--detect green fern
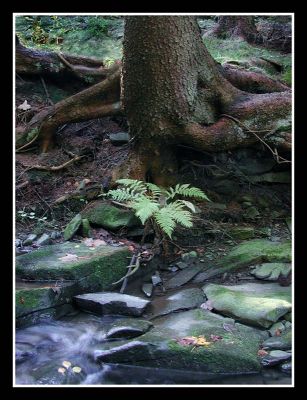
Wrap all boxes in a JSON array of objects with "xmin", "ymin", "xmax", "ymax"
[{"xmin": 105, "ymin": 179, "xmax": 209, "ymax": 239}]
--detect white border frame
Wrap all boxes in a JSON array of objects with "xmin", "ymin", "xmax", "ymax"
[{"xmin": 13, "ymin": 12, "xmax": 294, "ymax": 388}]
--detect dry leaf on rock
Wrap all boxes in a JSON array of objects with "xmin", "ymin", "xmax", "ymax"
[
  {"xmin": 72, "ymin": 366, "xmax": 82, "ymax": 373},
  {"xmin": 58, "ymin": 254, "xmax": 79, "ymax": 262},
  {"xmin": 83, "ymin": 238, "xmax": 106, "ymax": 247},
  {"xmin": 58, "ymin": 367, "xmax": 66, "ymax": 375},
  {"xmin": 210, "ymin": 334, "xmax": 223, "ymax": 342},
  {"xmin": 257, "ymin": 349, "xmax": 268, "ymax": 357},
  {"xmin": 200, "ymin": 300, "xmax": 213, "ymax": 310},
  {"xmin": 62, "ymin": 361, "xmax": 72, "ymax": 369}
]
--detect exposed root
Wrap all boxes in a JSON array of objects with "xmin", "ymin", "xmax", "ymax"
[{"xmin": 220, "ymin": 64, "xmax": 290, "ymax": 93}]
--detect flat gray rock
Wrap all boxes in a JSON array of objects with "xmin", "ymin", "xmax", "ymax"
[
  {"xmin": 92, "ymin": 308, "xmax": 268, "ymax": 373},
  {"xmin": 74, "ymin": 292, "xmax": 150, "ymax": 316},
  {"xmin": 261, "ymin": 350, "xmax": 291, "ymax": 367},
  {"xmin": 142, "ymin": 283, "xmax": 153, "ymax": 297},
  {"xmin": 164, "ymin": 265, "xmax": 202, "ymax": 289},
  {"xmin": 149, "ymin": 288, "xmax": 205, "ymax": 318},
  {"xmin": 105, "ymin": 318, "xmax": 153, "ymax": 339},
  {"xmin": 251, "ymin": 263, "xmax": 291, "ymax": 281},
  {"xmin": 262, "ymin": 329, "xmax": 291, "ymax": 350}
]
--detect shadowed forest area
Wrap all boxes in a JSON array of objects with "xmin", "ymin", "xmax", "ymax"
[{"xmin": 15, "ymin": 15, "xmax": 293, "ymax": 386}]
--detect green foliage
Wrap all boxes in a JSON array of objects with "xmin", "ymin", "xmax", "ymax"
[{"xmin": 105, "ymin": 180, "xmax": 209, "ymax": 239}]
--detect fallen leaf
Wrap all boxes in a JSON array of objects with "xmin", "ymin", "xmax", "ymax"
[
  {"xmin": 18, "ymin": 100, "xmax": 31, "ymax": 111},
  {"xmin": 128, "ymin": 245, "xmax": 135, "ymax": 252},
  {"xmin": 19, "ymin": 297, "xmax": 25, "ymax": 304},
  {"xmin": 200, "ymin": 300, "xmax": 213, "ymax": 311},
  {"xmin": 176, "ymin": 336, "xmax": 197, "ymax": 346},
  {"xmin": 83, "ymin": 238, "xmax": 106, "ymax": 247},
  {"xmin": 62, "ymin": 361, "xmax": 72, "ymax": 369},
  {"xmin": 210, "ymin": 334, "xmax": 223, "ymax": 342},
  {"xmin": 72, "ymin": 366, "xmax": 82, "ymax": 373},
  {"xmin": 194, "ymin": 336, "xmax": 211, "ymax": 346},
  {"xmin": 275, "ymin": 329, "xmax": 282, "ymax": 336},
  {"xmin": 59, "ymin": 254, "xmax": 79, "ymax": 262},
  {"xmin": 58, "ymin": 367, "xmax": 66, "ymax": 375},
  {"xmin": 258, "ymin": 349, "xmax": 268, "ymax": 357}
]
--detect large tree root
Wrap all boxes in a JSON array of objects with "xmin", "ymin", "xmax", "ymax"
[
  {"xmin": 181, "ymin": 91, "xmax": 291, "ymax": 153},
  {"xmin": 22, "ymin": 68, "xmax": 122, "ymax": 152},
  {"xmin": 220, "ymin": 64, "xmax": 290, "ymax": 93}
]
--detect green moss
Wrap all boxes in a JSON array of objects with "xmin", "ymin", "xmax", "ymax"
[
  {"xmin": 217, "ymin": 239, "xmax": 291, "ymax": 270},
  {"xmin": 16, "ymin": 242, "xmax": 131, "ymax": 282}
]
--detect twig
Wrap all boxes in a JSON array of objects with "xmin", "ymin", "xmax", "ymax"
[
  {"xmin": 40, "ymin": 76, "xmax": 54, "ymax": 106},
  {"xmin": 112, "ymin": 253, "xmax": 141, "ymax": 287},
  {"xmin": 120, "ymin": 254, "xmax": 136, "ymax": 293},
  {"xmin": 220, "ymin": 114, "xmax": 291, "ymax": 164},
  {"xmin": 16, "ymin": 181, "xmax": 29, "ymax": 190},
  {"xmin": 26, "ymin": 155, "xmax": 85, "ymax": 172},
  {"xmin": 16, "ymin": 133, "xmax": 39, "ymax": 153}
]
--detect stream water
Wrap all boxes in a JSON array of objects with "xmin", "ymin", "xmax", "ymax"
[{"xmin": 15, "ymin": 311, "xmax": 291, "ymax": 386}]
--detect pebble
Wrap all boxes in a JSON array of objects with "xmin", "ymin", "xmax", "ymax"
[
  {"xmin": 261, "ymin": 350, "xmax": 291, "ymax": 367},
  {"xmin": 36, "ymin": 233, "xmax": 51, "ymax": 246},
  {"xmin": 151, "ymin": 273, "xmax": 162, "ymax": 286},
  {"xmin": 50, "ymin": 231, "xmax": 61, "ymax": 240},
  {"xmin": 142, "ymin": 283, "xmax": 153, "ymax": 297},
  {"xmin": 22, "ymin": 234, "xmax": 37, "ymax": 246},
  {"xmin": 279, "ymin": 362, "xmax": 292, "ymax": 374}
]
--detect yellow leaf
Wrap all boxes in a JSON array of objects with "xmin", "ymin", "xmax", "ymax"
[
  {"xmin": 62, "ymin": 360, "xmax": 72, "ymax": 369},
  {"xmin": 58, "ymin": 367, "xmax": 66, "ymax": 374},
  {"xmin": 195, "ymin": 336, "xmax": 211, "ymax": 346},
  {"xmin": 72, "ymin": 366, "xmax": 82, "ymax": 373}
]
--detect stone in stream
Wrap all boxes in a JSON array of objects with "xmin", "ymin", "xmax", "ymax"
[
  {"xmin": 16, "ymin": 342, "xmax": 37, "ymax": 364},
  {"xmin": 280, "ymin": 362, "xmax": 292, "ymax": 374},
  {"xmin": 251, "ymin": 263, "xmax": 291, "ymax": 282},
  {"xmin": 36, "ymin": 233, "xmax": 51, "ymax": 246},
  {"xmin": 149, "ymin": 288, "xmax": 205, "ymax": 319},
  {"xmin": 151, "ymin": 272, "xmax": 162, "ymax": 286},
  {"xmin": 23, "ymin": 234, "xmax": 38, "ymax": 246},
  {"xmin": 74, "ymin": 292, "xmax": 150, "ymax": 317},
  {"xmin": 202, "ymin": 282, "xmax": 291, "ymax": 328},
  {"xmin": 142, "ymin": 283, "xmax": 153, "ymax": 297},
  {"xmin": 104, "ymin": 318, "xmax": 153, "ymax": 339},
  {"xmin": 262, "ymin": 329, "xmax": 291, "ymax": 351},
  {"xmin": 63, "ymin": 213, "xmax": 82, "ymax": 240},
  {"xmin": 164, "ymin": 265, "xmax": 202, "ymax": 289},
  {"xmin": 92, "ymin": 308, "xmax": 268, "ymax": 373},
  {"xmin": 268, "ymin": 321, "xmax": 286, "ymax": 336},
  {"xmin": 82, "ymin": 201, "xmax": 140, "ymax": 230},
  {"xmin": 261, "ymin": 350, "xmax": 291, "ymax": 367}
]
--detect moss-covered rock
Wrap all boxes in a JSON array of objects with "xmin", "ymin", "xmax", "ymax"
[
  {"xmin": 251, "ymin": 263, "xmax": 291, "ymax": 281},
  {"xmin": 82, "ymin": 201, "xmax": 140, "ymax": 230},
  {"xmin": 216, "ymin": 239, "xmax": 291, "ymax": 271},
  {"xmin": 93, "ymin": 309, "xmax": 267, "ymax": 373},
  {"xmin": 63, "ymin": 214, "xmax": 82, "ymax": 240},
  {"xmin": 229, "ymin": 226, "xmax": 255, "ymax": 240},
  {"xmin": 81, "ymin": 218, "xmax": 92, "ymax": 237},
  {"xmin": 202, "ymin": 282, "xmax": 291, "ymax": 328},
  {"xmin": 16, "ymin": 242, "xmax": 131, "ymax": 282}
]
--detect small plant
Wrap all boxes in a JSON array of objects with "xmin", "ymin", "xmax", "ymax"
[{"xmin": 105, "ymin": 179, "xmax": 210, "ymax": 255}]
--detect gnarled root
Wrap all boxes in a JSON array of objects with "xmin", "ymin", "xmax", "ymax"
[{"xmin": 24, "ymin": 68, "xmax": 121, "ymax": 152}]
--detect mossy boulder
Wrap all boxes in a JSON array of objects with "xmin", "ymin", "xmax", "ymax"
[
  {"xmin": 82, "ymin": 201, "xmax": 140, "ymax": 230},
  {"xmin": 16, "ymin": 242, "xmax": 131, "ymax": 283},
  {"xmin": 216, "ymin": 239, "xmax": 291, "ymax": 271},
  {"xmin": 229, "ymin": 226, "xmax": 255, "ymax": 240},
  {"xmin": 63, "ymin": 213, "xmax": 82, "ymax": 240},
  {"xmin": 251, "ymin": 263, "xmax": 291, "ymax": 281},
  {"xmin": 93, "ymin": 309, "xmax": 267, "ymax": 373},
  {"xmin": 202, "ymin": 282, "xmax": 291, "ymax": 328}
]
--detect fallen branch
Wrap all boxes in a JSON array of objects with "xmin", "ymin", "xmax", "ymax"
[
  {"xmin": 16, "ymin": 133, "xmax": 39, "ymax": 152},
  {"xmin": 26, "ymin": 154, "xmax": 85, "ymax": 172},
  {"xmin": 113, "ymin": 252, "xmax": 141, "ymax": 287}
]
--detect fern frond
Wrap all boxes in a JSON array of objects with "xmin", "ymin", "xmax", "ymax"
[
  {"xmin": 166, "ymin": 183, "xmax": 210, "ymax": 200},
  {"xmin": 130, "ymin": 196, "xmax": 159, "ymax": 225},
  {"xmin": 116, "ymin": 179, "xmax": 147, "ymax": 194},
  {"xmin": 145, "ymin": 183, "xmax": 167, "ymax": 199},
  {"xmin": 153, "ymin": 207, "xmax": 176, "ymax": 238},
  {"xmin": 162, "ymin": 202, "xmax": 194, "ymax": 227},
  {"xmin": 106, "ymin": 188, "xmax": 140, "ymax": 202},
  {"xmin": 175, "ymin": 199, "xmax": 196, "ymax": 213}
]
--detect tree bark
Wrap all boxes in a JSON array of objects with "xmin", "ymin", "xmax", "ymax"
[{"xmin": 212, "ymin": 16, "xmax": 260, "ymax": 43}]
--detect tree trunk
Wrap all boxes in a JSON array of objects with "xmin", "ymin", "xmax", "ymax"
[
  {"xmin": 213, "ymin": 16, "xmax": 260, "ymax": 43},
  {"xmin": 116, "ymin": 16, "xmax": 291, "ymax": 184}
]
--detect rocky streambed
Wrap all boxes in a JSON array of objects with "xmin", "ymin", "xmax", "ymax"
[{"xmin": 15, "ymin": 237, "xmax": 292, "ymax": 385}]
